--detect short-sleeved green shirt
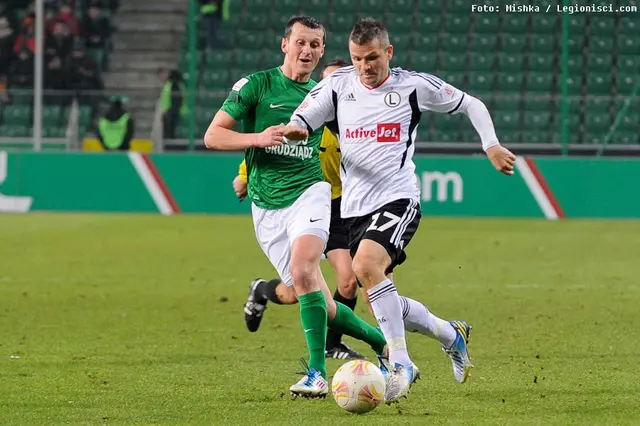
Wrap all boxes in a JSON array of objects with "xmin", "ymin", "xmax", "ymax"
[{"xmin": 221, "ymin": 67, "xmax": 324, "ymax": 210}]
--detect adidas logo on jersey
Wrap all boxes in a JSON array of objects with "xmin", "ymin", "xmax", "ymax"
[{"xmin": 344, "ymin": 93, "xmax": 356, "ymax": 101}]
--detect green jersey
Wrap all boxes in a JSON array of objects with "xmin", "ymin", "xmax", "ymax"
[{"xmin": 221, "ymin": 67, "xmax": 324, "ymax": 210}]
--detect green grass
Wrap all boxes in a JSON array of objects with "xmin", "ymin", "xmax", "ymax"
[{"xmin": 1, "ymin": 214, "xmax": 639, "ymax": 425}]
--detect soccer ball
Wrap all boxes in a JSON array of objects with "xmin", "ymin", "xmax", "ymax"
[{"xmin": 331, "ymin": 360, "xmax": 386, "ymax": 414}]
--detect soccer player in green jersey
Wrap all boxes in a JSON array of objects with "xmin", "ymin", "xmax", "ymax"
[{"xmin": 204, "ymin": 16, "xmax": 387, "ymax": 399}]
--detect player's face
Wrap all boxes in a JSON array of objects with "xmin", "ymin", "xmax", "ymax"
[
  {"xmin": 349, "ymin": 39, "xmax": 393, "ymax": 87},
  {"xmin": 321, "ymin": 65, "xmax": 342, "ymax": 80},
  {"xmin": 282, "ymin": 23, "xmax": 325, "ymax": 76}
]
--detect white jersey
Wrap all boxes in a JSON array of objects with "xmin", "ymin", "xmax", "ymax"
[{"xmin": 290, "ymin": 66, "xmax": 470, "ymax": 218}]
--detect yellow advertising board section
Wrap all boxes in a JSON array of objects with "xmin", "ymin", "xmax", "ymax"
[{"xmin": 83, "ymin": 138, "xmax": 154, "ymax": 152}]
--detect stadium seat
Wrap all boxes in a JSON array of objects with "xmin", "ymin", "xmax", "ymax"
[
  {"xmin": 496, "ymin": 73, "xmax": 524, "ymax": 92},
  {"xmin": 469, "ymin": 34, "xmax": 498, "ymax": 52},
  {"xmin": 618, "ymin": 37, "xmax": 639, "ymax": 55},
  {"xmin": 584, "ymin": 113, "xmax": 611, "ymax": 133},
  {"xmin": 619, "ymin": 113, "xmax": 640, "ymax": 132},
  {"xmin": 0, "ymin": 125, "xmax": 30, "ymax": 137},
  {"xmin": 564, "ymin": 76, "xmax": 583, "ymax": 95},
  {"xmin": 529, "ymin": 54, "xmax": 554, "ymax": 72},
  {"xmin": 440, "ymin": 53, "xmax": 466, "ymax": 72},
  {"xmin": 202, "ymin": 69, "xmax": 230, "ymax": 89},
  {"xmin": 430, "ymin": 130, "xmax": 459, "ymax": 143},
  {"xmin": 585, "ymin": 98, "xmax": 610, "ymax": 113},
  {"xmin": 235, "ymin": 30, "xmax": 264, "ymax": 49},
  {"xmin": 468, "ymin": 72, "xmax": 493, "ymax": 91},
  {"xmin": 493, "ymin": 110, "xmax": 520, "ymax": 130},
  {"xmin": 586, "ymin": 73, "xmax": 612, "ymax": 95},
  {"xmin": 589, "ymin": 37, "xmax": 614, "ymax": 53},
  {"xmin": 206, "ymin": 50, "xmax": 233, "ymax": 67},
  {"xmin": 413, "ymin": 33, "xmax": 439, "ymax": 52},
  {"xmin": 523, "ymin": 112, "xmax": 551, "ymax": 130},
  {"xmin": 331, "ymin": 0, "xmax": 359, "ymax": 13},
  {"xmin": 3, "ymin": 105, "xmax": 31, "ymax": 126},
  {"xmin": 445, "ymin": 0, "xmax": 469, "ymax": 14},
  {"xmin": 613, "ymin": 132, "xmax": 639, "ymax": 144},
  {"xmin": 386, "ymin": 0, "xmax": 414, "ymax": 13},
  {"xmin": 329, "ymin": 14, "xmax": 357, "ymax": 32},
  {"xmin": 415, "ymin": 15, "xmax": 441, "ymax": 34},
  {"xmin": 583, "ymin": 133, "xmax": 605, "ymax": 145},
  {"xmin": 567, "ymin": 35, "xmax": 585, "ymax": 54},
  {"xmin": 302, "ymin": 0, "xmax": 327, "ymax": 12},
  {"xmin": 474, "ymin": 15, "xmax": 499, "ymax": 34},
  {"xmin": 244, "ymin": 13, "xmax": 270, "ymax": 31},
  {"xmin": 617, "ymin": 73, "xmax": 638, "ymax": 95},
  {"xmin": 497, "ymin": 53, "xmax": 524, "ymax": 72},
  {"xmin": 413, "ymin": 52, "xmax": 438, "ymax": 70},
  {"xmin": 43, "ymin": 106, "xmax": 62, "ymax": 127},
  {"xmin": 526, "ymin": 72, "xmax": 555, "ymax": 93},
  {"xmin": 501, "ymin": 33, "xmax": 527, "ymax": 53},
  {"xmin": 444, "ymin": 14, "xmax": 467, "ymax": 33},
  {"xmin": 565, "ymin": 55, "xmax": 583, "ymax": 74},
  {"xmin": 501, "ymin": 15, "xmax": 528, "ymax": 33},
  {"xmin": 530, "ymin": 15, "xmax": 557, "ymax": 33},
  {"xmin": 617, "ymin": 55, "xmax": 640, "ymax": 74},
  {"xmin": 386, "ymin": 14, "xmax": 413, "ymax": 33},
  {"xmin": 529, "ymin": 34, "xmax": 556, "ymax": 53},
  {"xmin": 229, "ymin": 0, "xmax": 243, "ymax": 13},
  {"xmin": 439, "ymin": 33, "xmax": 466, "ymax": 52},
  {"xmin": 432, "ymin": 113, "xmax": 462, "ymax": 131},
  {"xmin": 589, "ymin": 16, "xmax": 615, "ymax": 36},
  {"xmin": 459, "ymin": 131, "xmax": 480, "ymax": 143},
  {"xmin": 619, "ymin": 16, "xmax": 638, "ymax": 35},
  {"xmin": 586, "ymin": 53, "xmax": 612, "ymax": 72},
  {"xmin": 522, "ymin": 131, "xmax": 552, "ymax": 144},
  {"xmin": 273, "ymin": 0, "xmax": 301, "ymax": 13},
  {"xmin": 235, "ymin": 49, "xmax": 263, "ymax": 69},
  {"xmin": 468, "ymin": 53, "xmax": 494, "ymax": 71},
  {"xmin": 495, "ymin": 95, "xmax": 520, "ymax": 112},
  {"xmin": 361, "ymin": 0, "xmax": 385, "ymax": 10},
  {"xmin": 568, "ymin": 15, "xmax": 586, "ymax": 34},
  {"xmin": 389, "ymin": 33, "xmax": 411, "ymax": 50}
]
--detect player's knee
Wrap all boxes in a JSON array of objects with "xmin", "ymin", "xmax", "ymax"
[
  {"xmin": 351, "ymin": 254, "xmax": 382, "ymax": 288},
  {"xmin": 337, "ymin": 272, "xmax": 358, "ymax": 299},
  {"xmin": 289, "ymin": 260, "xmax": 317, "ymax": 291}
]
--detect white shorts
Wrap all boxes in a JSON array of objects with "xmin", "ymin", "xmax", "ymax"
[{"xmin": 251, "ymin": 181, "xmax": 331, "ymax": 286}]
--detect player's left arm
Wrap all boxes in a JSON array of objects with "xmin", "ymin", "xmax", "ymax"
[
  {"xmin": 283, "ymin": 77, "xmax": 337, "ymax": 142},
  {"xmin": 415, "ymin": 73, "xmax": 516, "ymax": 175}
]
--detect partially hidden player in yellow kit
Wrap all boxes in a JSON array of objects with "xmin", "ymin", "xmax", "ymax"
[{"xmin": 232, "ymin": 59, "xmax": 366, "ymax": 360}]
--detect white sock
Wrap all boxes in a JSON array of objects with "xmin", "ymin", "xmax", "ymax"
[
  {"xmin": 400, "ymin": 296, "xmax": 457, "ymax": 348},
  {"xmin": 367, "ymin": 279, "xmax": 411, "ymax": 366}
]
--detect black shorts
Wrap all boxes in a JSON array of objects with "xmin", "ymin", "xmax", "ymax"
[
  {"xmin": 344, "ymin": 198, "xmax": 421, "ymax": 274},
  {"xmin": 324, "ymin": 197, "xmax": 349, "ymax": 254}
]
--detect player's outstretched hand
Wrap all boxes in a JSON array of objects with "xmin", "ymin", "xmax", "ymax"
[
  {"xmin": 232, "ymin": 175, "xmax": 247, "ymax": 200},
  {"xmin": 282, "ymin": 124, "xmax": 309, "ymax": 141},
  {"xmin": 487, "ymin": 145, "xmax": 516, "ymax": 176},
  {"xmin": 254, "ymin": 125, "xmax": 285, "ymax": 148}
]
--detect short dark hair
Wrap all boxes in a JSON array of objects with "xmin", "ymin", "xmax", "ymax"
[
  {"xmin": 320, "ymin": 57, "xmax": 349, "ymax": 76},
  {"xmin": 284, "ymin": 15, "xmax": 326, "ymax": 43},
  {"xmin": 350, "ymin": 17, "xmax": 389, "ymax": 46}
]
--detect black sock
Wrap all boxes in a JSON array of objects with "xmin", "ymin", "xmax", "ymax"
[
  {"xmin": 326, "ymin": 288, "xmax": 358, "ymax": 350},
  {"xmin": 256, "ymin": 278, "xmax": 284, "ymax": 304}
]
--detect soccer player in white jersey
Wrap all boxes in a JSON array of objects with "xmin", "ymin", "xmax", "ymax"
[{"xmin": 282, "ymin": 18, "xmax": 516, "ymax": 403}]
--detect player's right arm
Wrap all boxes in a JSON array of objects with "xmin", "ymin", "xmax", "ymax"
[
  {"xmin": 283, "ymin": 77, "xmax": 338, "ymax": 141},
  {"xmin": 204, "ymin": 76, "xmax": 284, "ymax": 150}
]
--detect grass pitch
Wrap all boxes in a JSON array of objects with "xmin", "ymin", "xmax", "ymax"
[{"xmin": 1, "ymin": 214, "xmax": 639, "ymax": 425}]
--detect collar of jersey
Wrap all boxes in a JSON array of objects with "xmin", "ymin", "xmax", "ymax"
[{"xmin": 360, "ymin": 69, "xmax": 393, "ymax": 91}]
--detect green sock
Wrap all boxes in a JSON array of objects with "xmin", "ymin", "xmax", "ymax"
[
  {"xmin": 328, "ymin": 302, "xmax": 387, "ymax": 355},
  {"xmin": 298, "ymin": 290, "xmax": 328, "ymax": 378}
]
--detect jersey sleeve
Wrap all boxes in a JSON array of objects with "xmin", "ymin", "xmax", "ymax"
[
  {"xmin": 289, "ymin": 77, "xmax": 336, "ymax": 133},
  {"xmin": 220, "ymin": 74, "xmax": 263, "ymax": 121},
  {"xmin": 414, "ymin": 73, "xmax": 469, "ymax": 115},
  {"xmin": 238, "ymin": 159, "xmax": 248, "ymax": 183}
]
